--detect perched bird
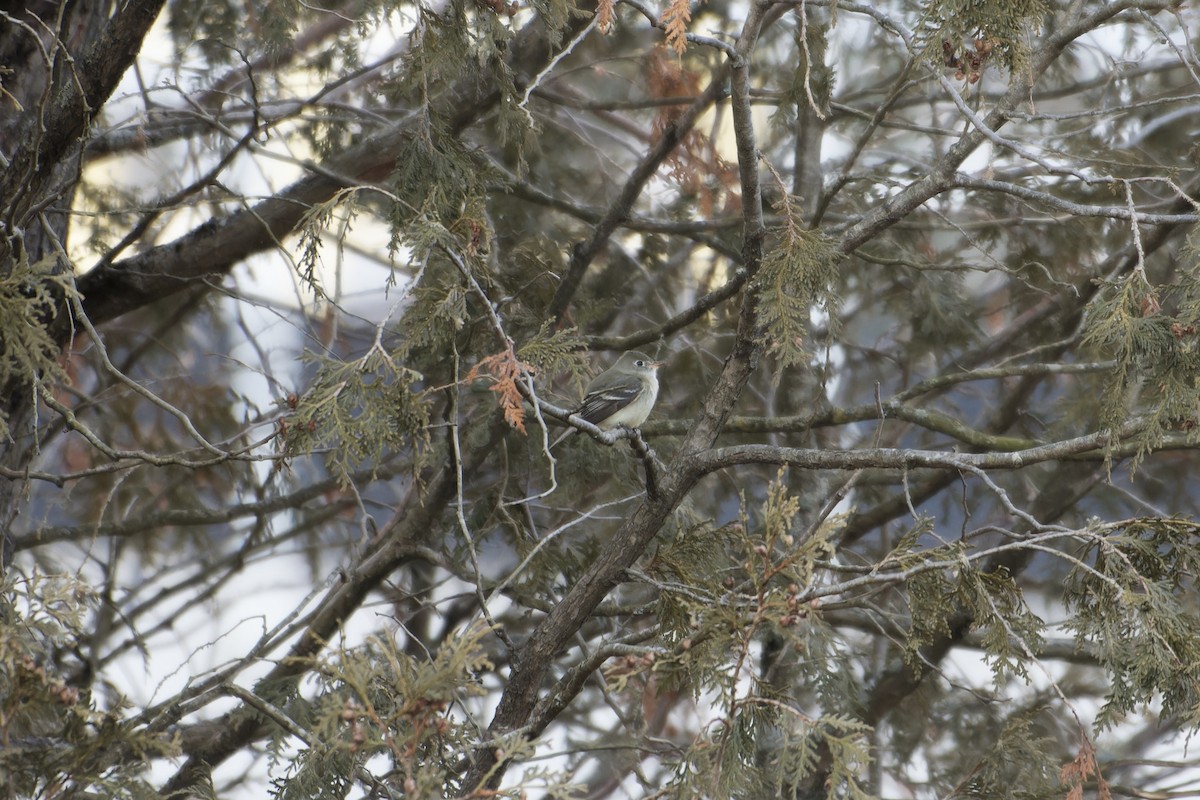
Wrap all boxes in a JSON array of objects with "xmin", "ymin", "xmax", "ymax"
[{"xmin": 554, "ymin": 350, "xmax": 663, "ymax": 446}]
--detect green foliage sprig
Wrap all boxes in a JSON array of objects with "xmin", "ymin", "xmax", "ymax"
[
  {"xmin": 0, "ymin": 255, "xmax": 70, "ymax": 441},
  {"xmin": 295, "ymin": 189, "xmax": 364, "ymax": 297},
  {"xmin": 755, "ymin": 195, "xmax": 841, "ymax": 382},
  {"xmin": 1064, "ymin": 517, "xmax": 1200, "ymax": 730},
  {"xmin": 903, "ymin": 545, "xmax": 1046, "ymax": 683},
  {"xmin": 0, "ymin": 572, "xmax": 176, "ymax": 797},
  {"xmin": 645, "ymin": 473, "xmax": 874, "ymax": 797},
  {"xmin": 268, "ymin": 623, "xmax": 508, "ymax": 800},
  {"xmin": 959, "ymin": 709, "xmax": 1061, "ymax": 799},
  {"xmin": 281, "ymin": 346, "xmax": 431, "ymax": 486},
  {"xmin": 387, "ymin": 136, "xmax": 495, "ymax": 260},
  {"xmin": 516, "ymin": 324, "xmax": 588, "ymax": 385},
  {"xmin": 916, "ymin": 0, "xmax": 1048, "ymax": 77},
  {"xmin": 1081, "ymin": 271, "xmax": 1200, "ymax": 462}
]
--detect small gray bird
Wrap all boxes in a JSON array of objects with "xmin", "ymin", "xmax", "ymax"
[{"xmin": 554, "ymin": 351, "xmax": 663, "ymax": 446}]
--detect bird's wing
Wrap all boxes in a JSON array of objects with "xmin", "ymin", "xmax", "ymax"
[{"xmin": 576, "ymin": 384, "xmax": 641, "ymax": 426}]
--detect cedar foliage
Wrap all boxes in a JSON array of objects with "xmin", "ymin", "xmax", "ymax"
[{"xmin": 2, "ymin": 0, "xmax": 1200, "ymax": 798}]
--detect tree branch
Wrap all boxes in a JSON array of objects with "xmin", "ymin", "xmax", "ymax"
[
  {"xmin": 546, "ymin": 73, "xmax": 732, "ymax": 322},
  {"xmin": 74, "ymin": 9, "xmax": 588, "ymax": 331},
  {"xmin": 1, "ymin": 0, "xmax": 166, "ymax": 239},
  {"xmin": 463, "ymin": 2, "xmax": 778, "ymax": 790},
  {"xmin": 688, "ymin": 421, "xmax": 1145, "ymax": 477},
  {"xmin": 157, "ymin": 428, "xmax": 499, "ymax": 794}
]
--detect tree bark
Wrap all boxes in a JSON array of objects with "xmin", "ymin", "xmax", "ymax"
[{"xmin": 0, "ymin": 0, "xmax": 163, "ymax": 569}]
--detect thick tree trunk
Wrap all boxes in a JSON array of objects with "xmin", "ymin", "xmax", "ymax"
[{"xmin": 0, "ymin": 0, "xmax": 161, "ymax": 569}]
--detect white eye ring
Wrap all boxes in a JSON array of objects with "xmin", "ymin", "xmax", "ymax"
[{"xmin": 635, "ymin": 360, "xmax": 645, "ymax": 367}]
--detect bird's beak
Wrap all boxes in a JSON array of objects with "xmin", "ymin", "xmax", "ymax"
[{"xmin": 651, "ymin": 360, "xmax": 665, "ymax": 369}]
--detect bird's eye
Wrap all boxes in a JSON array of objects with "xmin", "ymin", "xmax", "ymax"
[{"xmin": 635, "ymin": 360, "xmax": 645, "ymax": 367}]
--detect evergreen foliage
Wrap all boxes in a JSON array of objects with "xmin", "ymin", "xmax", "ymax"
[
  {"xmin": 916, "ymin": 0, "xmax": 1048, "ymax": 75},
  {"xmin": 283, "ymin": 347, "xmax": 431, "ymax": 485},
  {"xmin": 1064, "ymin": 518, "xmax": 1200, "ymax": 730},
  {"xmin": 268, "ymin": 624, "xmax": 500, "ymax": 799},
  {"xmin": 2, "ymin": 0, "xmax": 1200, "ymax": 797},
  {"xmin": 0, "ymin": 256, "xmax": 68, "ymax": 442},
  {"xmin": 757, "ymin": 197, "xmax": 842, "ymax": 378},
  {"xmin": 0, "ymin": 573, "xmax": 175, "ymax": 796}
]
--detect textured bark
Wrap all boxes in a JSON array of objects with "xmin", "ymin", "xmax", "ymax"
[
  {"xmin": 75, "ymin": 8, "xmax": 582, "ymax": 330},
  {"xmin": 0, "ymin": 0, "xmax": 164, "ymax": 249},
  {"xmin": 0, "ymin": 4, "xmax": 578, "ymax": 572},
  {"xmin": 0, "ymin": 0, "xmax": 161, "ymax": 569}
]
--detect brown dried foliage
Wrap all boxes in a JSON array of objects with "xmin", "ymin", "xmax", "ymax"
[
  {"xmin": 942, "ymin": 37, "xmax": 999, "ymax": 84},
  {"xmin": 659, "ymin": 0, "xmax": 691, "ymax": 55},
  {"xmin": 597, "ymin": 0, "xmax": 615, "ymax": 33},
  {"xmin": 468, "ymin": 344, "xmax": 536, "ymax": 434},
  {"xmin": 645, "ymin": 48, "xmax": 737, "ymax": 216},
  {"xmin": 1060, "ymin": 740, "xmax": 1112, "ymax": 800}
]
